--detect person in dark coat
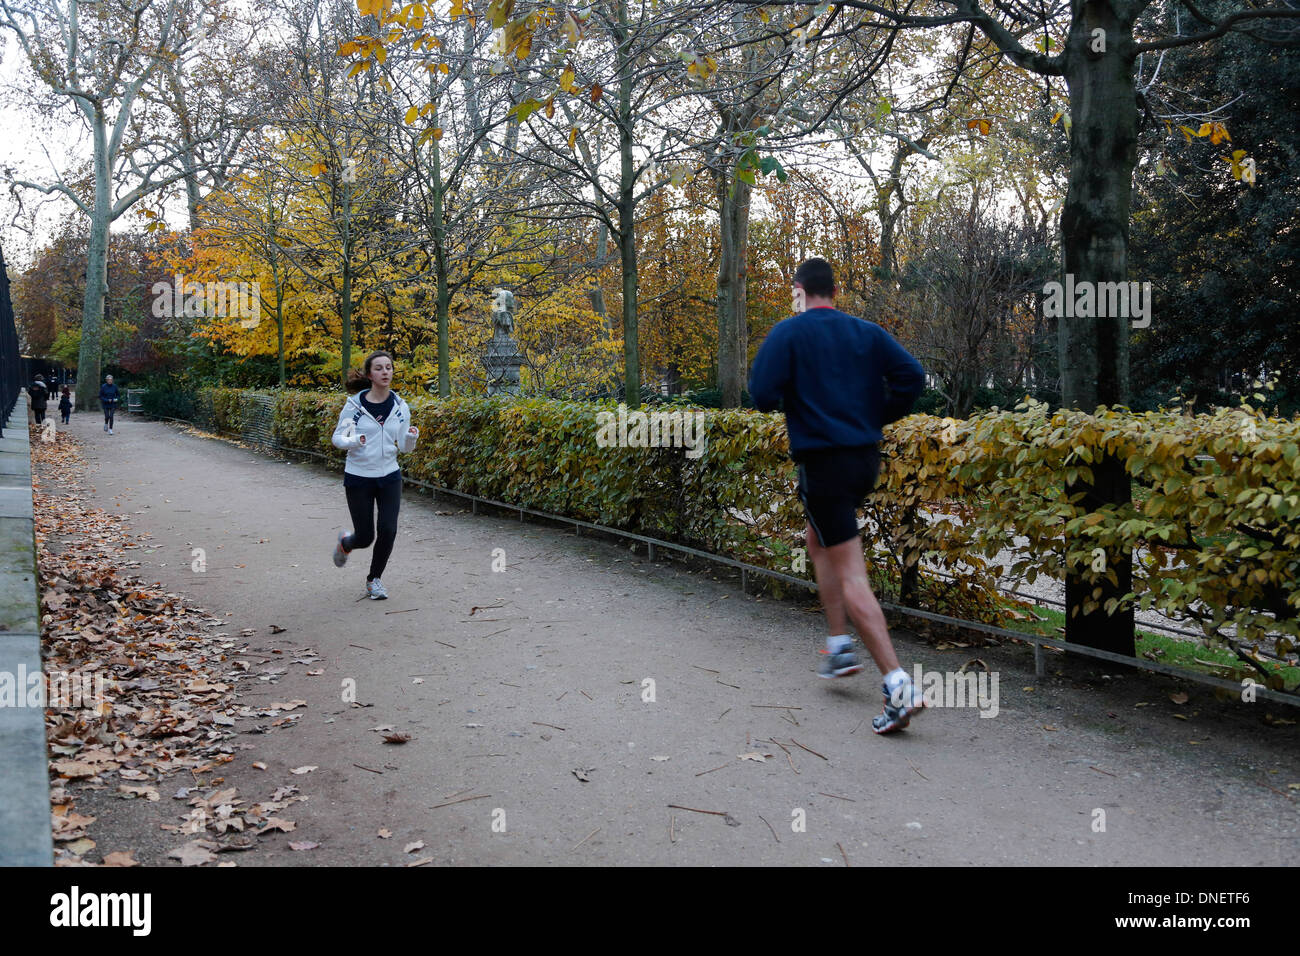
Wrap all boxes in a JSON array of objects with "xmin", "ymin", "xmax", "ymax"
[
  {"xmin": 28, "ymin": 375, "xmax": 49, "ymax": 425},
  {"xmin": 100, "ymin": 375, "xmax": 120, "ymax": 434},
  {"xmin": 59, "ymin": 386, "xmax": 72, "ymax": 424}
]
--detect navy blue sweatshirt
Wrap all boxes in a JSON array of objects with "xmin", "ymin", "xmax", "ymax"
[
  {"xmin": 99, "ymin": 383, "xmax": 120, "ymax": 407},
  {"xmin": 748, "ymin": 307, "xmax": 925, "ymax": 459}
]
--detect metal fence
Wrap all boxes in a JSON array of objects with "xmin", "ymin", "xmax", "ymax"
[{"xmin": 0, "ymin": 246, "xmax": 22, "ymax": 436}]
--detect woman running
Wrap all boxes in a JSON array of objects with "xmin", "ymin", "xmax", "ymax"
[{"xmin": 330, "ymin": 350, "xmax": 420, "ymax": 600}]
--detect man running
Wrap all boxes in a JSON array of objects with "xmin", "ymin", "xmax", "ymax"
[
  {"xmin": 748, "ymin": 257, "xmax": 927, "ymax": 734},
  {"xmin": 100, "ymin": 375, "xmax": 119, "ymax": 434}
]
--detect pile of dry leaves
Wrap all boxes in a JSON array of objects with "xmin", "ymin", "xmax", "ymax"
[{"xmin": 33, "ymin": 428, "xmax": 308, "ymax": 866}]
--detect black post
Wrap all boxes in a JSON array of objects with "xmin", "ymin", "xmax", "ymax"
[{"xmin": 0, "ymin": 245, "xmax": 20, "ymax": 438}]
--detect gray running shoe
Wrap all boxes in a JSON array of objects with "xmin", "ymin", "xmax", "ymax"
[
  {"xmin": 333, "ymin": 530, "xmax": 350, "ymax": 567},
  {"xmin": 367, "ymin": 578, "xmax": 388, "ymax": 600},
  {"xmin": 818, "ymin": 647, "xmax": 864, "ymax": 679},
  {"xmin": 873, "ymin": 679, "xmax": 926, "ymax": 734}
]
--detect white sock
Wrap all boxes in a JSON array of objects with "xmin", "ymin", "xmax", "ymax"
[
  {"xmin": 884, "ymin": 667, "xmax": 910, "ymax": 693},
  {"xmin": 826, "ymin": 634, "xmax": 852, "ymax": 654}
]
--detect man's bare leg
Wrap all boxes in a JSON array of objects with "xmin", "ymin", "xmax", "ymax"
[
  {"xmin": 807, "ymin": 525, "xmax": 900, "ymax": 675},
  {"xmin": 805, "ymin": 522, "xmax": 847, "ymax": 636},
  {"xmin": 822, "ymin": 537, "xmax": 900, "ymax": 674}
]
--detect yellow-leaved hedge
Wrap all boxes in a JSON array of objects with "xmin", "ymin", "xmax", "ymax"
[{"xmin": 180, "ymin": 388, "xmax": 1300, "ymax": 650}]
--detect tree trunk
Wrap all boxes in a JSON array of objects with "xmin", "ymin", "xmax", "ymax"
[
  {"xmin": 76, "ymin": 107, "xmax": 110, "ymax": 412},
  {"xmin": 1059, "ymin": 7, "xmax": 1137, "ymax": 657},
  {"xmin": 616, "ymin": 0, "xmax": 639, "ymax": 408},
  {"xmin": 340, "ymin": 179, "xmax": 353, "ymax": 384},
  {"xmin": 431, "ymin": 108, "xmax": 450, "ymax": 399},
  {"xmin": 716, "ymin": 172, "xmax": 751, "ymax": 408}
]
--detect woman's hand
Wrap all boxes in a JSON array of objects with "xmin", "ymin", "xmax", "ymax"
[
  {"xmin": 357, "ymin": 434, "xmax": 366, "ymax": 446},
  {"xmin": 408, "ymin": 426, "xmax": 419, "ymax": 438}
]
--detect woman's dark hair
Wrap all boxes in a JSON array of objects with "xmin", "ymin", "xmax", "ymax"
[{"xmin": 345, "ymin": 350, "xmax": 396, "ymax": 394}]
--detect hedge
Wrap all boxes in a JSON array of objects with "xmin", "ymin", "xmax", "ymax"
[{"xmin": 143, "ymin": 387, "xmax": 1300, "ymax": 656}]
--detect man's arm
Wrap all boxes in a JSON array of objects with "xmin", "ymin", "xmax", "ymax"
[
  {"xmin": 878, "ymin": 330, "xmax": 925, "ymax": 424},
  {"xmin": 748, "ymin": 323, "xmax": 791, "ymax": 413}
]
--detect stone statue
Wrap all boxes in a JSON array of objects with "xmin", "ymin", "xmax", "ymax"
[
  {"xmin": 485, "ymin": 287, "xmax": 522, "ymax": 396},
  {"xmin": 491, "ymin": 288, "xmax": 515, "ymax": 335}
]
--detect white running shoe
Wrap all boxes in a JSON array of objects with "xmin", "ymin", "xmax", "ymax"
[{"xmin": 366, "ymin": 579, "xmax": 388, "ymax": 600}]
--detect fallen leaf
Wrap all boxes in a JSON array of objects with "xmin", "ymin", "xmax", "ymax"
[
  {"xmin": 1042, "ymin": 725, "xmax": 1058, "ymax": 731},
  {"xmin": 572, "ymin": 768, "xmax": 590, "ymax": 782},
  {"xmin": 377, "ymin": 828, "xmax": 392, "ymax": 839},
  {"xmin": 290, "ymin": 765, "xmax": 317, "ymax": 775},
  {"xmin": 1169, "ymin": 691, "xmax": 1189, "ymax": 705},
  {"xmin": 404, "ymin": 840, "xmax": 425, "ymax": 853},
  {"xmin": 289, "ymin": 841, "xmax": 320, "ymax": 851},
  {"xmin": 51, "ymin": 759, "xmax": 98, "ymax": 779},
  {"xmin": 101, "ymin": 850, "xmax": 139, "ymax": 867},
  {"xmin": 651, "ymin": 755, "xmax": 670, "ymax": 762},
  {"xmin": 168, "ymin": 841, "xmax": 217, "ymax": 866},
  {"xmin": 383, "ymin": 733, "xmax": 412, "ymax": 744},
  {"xmin": 118, "ymin": 785, "xmax": 160, "ymax": 801},
  {"xmin": 269, "ymin": 700, "xmax": 307, "ymax": 711},
  {"xmin": 737, "ymin": 752, "xmax": 770, "ymax": 762},
  {"xmin": 252, "ymin": 762, "xmax": 267, "ymax": 771},
  {"xmin": 270, "ymin": 624, "xmax": 287, "ymax": 633},
  {"xmin": 259, "ymin": 817, "xmax": 296, "ymax": 833}
]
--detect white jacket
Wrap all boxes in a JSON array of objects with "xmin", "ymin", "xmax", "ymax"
[{"xmin": 331, "ymin": 391, "xmax": 419, "ymax": 477}]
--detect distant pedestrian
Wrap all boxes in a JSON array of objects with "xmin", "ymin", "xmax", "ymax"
[
  {"xmin": 28, "ymin": 375, "xmax": 49, "ymax": 425},
  {"xmin": 100, "ymin": 375, "xmax": 119, "ymax": 434},
  {"xmin": 330, "ymin": 350, "xmax": 420, "ymax": 600},
  {"xmin": 58, "ymin": 386, "xmax": 72, "ymax": 425}
]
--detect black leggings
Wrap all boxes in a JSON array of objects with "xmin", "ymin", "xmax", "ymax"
[
  {"xmin": 104, "ymin": 405, "xmax": 116, "ymax": 427},
  {"xmin": 344, "ymin": 481, "xmax": 402, "ymax": 581}
]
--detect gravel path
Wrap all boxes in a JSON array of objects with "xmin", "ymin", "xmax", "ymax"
[{"xmin": 55, "ymin": 411, "xmax": 1300, "ymax": 865}]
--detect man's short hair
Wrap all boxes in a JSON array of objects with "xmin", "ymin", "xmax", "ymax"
[{"xmin": 793, "ymin": 258, "xmax": 835, "ymax": 298}]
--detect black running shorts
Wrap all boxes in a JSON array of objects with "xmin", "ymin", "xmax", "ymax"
[{"xmin": 797, "ymin": 445, "xmax": 881, "ymax": 548}]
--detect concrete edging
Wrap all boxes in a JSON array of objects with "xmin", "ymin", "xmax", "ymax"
[{"xmin": 0, "ymin": 394, "xmax": 52, "ymax": 866}]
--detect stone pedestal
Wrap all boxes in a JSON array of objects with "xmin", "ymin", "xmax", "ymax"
[{"xmin": 485, "ymin": 331, "xmax": 523, "ymax": 396}]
